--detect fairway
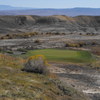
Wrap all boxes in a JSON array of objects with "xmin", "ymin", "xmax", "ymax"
[{"xmin": 24, "ymin": 49, "xmax": 94, "ymax": 63}]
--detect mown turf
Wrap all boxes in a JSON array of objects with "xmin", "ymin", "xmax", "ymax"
[{"xmin": 24, "ymin": 49, "xmax": 94, "ymax": 63}]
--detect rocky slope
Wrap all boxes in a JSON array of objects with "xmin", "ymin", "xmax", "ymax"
[{"xmin": 0, "ymin": 15, "xmax": 100, "ymax": 34}]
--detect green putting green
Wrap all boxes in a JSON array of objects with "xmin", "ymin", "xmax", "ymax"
[{"xmin": 24, "ymin": 49, "xmax": 94, "ymax": 63}]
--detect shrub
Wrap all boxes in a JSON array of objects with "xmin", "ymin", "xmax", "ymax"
[
  {"xmin": 65, "ymin": 43, "xmax": 80, "ymax": 47},
  {"xmin": 22, "ymin": 55, "xmax": 49, "ymax": 75},
  {"xmin": 34, "ymin": 39, "xmax": 42, "ymax": 44},
  {"xmin": 17, "ymin": 48, "xmax": 27, "ymax": 52},
  {"xmin": 91, "ymin": 41, "xmax": 97, "ymax": 45},
  {"xmin": 78, "ymin": 42, "xmax": 86, "ymax": 47},
  {"xmin": 91, "ymin": 47, "xmax": 100, "ymax": 56},
  {"xmin": 65, "ymin": 42, "xmax": 86, "ymax": 48},
  {"xmin": 0, "ymin": 32, "xmax": 39, "ymax": 40}
]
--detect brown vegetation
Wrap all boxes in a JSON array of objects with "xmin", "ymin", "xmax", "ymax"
[
  {"xmin": 91, "ymin": 47, "xmax": 100, "ymax": 56},
  {"xmin": 65, "ymin": 42, "xmax": 86, "ymax": 48},
  {"xmin": 0, "ymin": 32, "xmax": 38, "ymax": 39},
  {"xmin": 0, "ymin": 53, "xmax": 88, "ymax": 100}
]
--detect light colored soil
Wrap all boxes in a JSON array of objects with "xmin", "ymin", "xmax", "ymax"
[
  {"xmin": 49, "ymin": 63, "xmax": 100, "ymax": 100},
  {"xmin": 0, "ymin": 35, "xmax": 100, "ymax": 53}
]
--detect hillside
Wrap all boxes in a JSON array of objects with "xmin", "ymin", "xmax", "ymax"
[
  {"xmin": 0, "ymin": 53, "xmax": 89, "ymax": 100},
  {"xmin": 0, "ymin": 15, "xmax": 100, "ymax": 34}
]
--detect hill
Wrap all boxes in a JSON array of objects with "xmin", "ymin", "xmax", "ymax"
[
  {"xmin": 0, "ymin": 53, "xmax": 89, "ymax": 100},
  {"xmin": 0, "ymin": 15, "xmax": 100, "ymax": 34}
]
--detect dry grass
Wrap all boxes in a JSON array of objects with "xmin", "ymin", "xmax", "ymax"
[
  {"xmin": 92, "ymin": 61, "xmax": 100, "ymax": 68},
  {"xmin": 0, "ymin": 53, "xmax": 25, "ymax": 68},
  {"xmin": 0, "ymin": 32, "xmax": 38, "ymax": 39},
  {"xmin": 0, "ymin": 53, "xmax": 88, "ymax": 100},
  {"xmin": 91, "ymin": 46, "xmax": 100, "ymax": 56}
]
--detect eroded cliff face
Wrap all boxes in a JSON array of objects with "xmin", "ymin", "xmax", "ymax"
[{"xmin": 0, "ymin": 15, "xmax": 100, "ymax": 34}]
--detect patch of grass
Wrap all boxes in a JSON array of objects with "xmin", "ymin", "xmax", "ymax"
[{"xmin": 23, "ymin": 49, "xmax": 94, "ymax": 63}]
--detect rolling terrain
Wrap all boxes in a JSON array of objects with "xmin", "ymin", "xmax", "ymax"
[
  {"xmin": 0, "ymin": 14, "xmax": 100, "ymax": 100},
  {"xmin": 0, "ymin": 15, "xmax": 100, "ymax": 34},
  {"xmin": 0, "ymin": 53, "xmax": 90, "ymax": 100}
]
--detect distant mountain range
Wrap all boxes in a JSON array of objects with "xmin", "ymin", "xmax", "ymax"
[
  {"xmin": 0, "ymin": 5, "xmax": 32, "ymax": 10},
  {"xmin": 0, "ymin": 5, "xmax": 100, "ymax": 16}
]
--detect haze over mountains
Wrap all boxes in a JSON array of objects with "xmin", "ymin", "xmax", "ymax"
[
  {"xmin": 0, "ymin": 5, "xmax": 100, "ymax": 16},
  {"xmin": 0, "ymin": 5, "xmax": 32, "ymax": 10}
]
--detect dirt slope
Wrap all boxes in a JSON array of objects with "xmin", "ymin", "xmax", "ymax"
[
  {"xmin": 50, "ymin": 63, "xmax": 100, "ymax": 100},
  {"xmin": 0, "ymin": 15, "xmax": 100, "ymax": 34}
]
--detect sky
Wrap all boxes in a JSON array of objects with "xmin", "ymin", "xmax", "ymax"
[{"xmin": 0, "ymin": 0, "xmax": 100, "ymax": 8}]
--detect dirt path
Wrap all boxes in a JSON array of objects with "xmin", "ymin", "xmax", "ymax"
[{"xmin": 49, "ymin": 63, "xmax": 100, "ymax": 100}]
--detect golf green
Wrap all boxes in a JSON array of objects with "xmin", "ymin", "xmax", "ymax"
[{"xmin": 24, "ymin": 49, "xmax": 94, "ymax": 63}]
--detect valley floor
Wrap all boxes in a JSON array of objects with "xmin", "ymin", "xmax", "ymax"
[
  {"xmin": 0, "ymin": 34, "xmax": 100, "ymax": 100},
  {"xmin": 0, "ymin": 34, "xmax": 100, "ymax": 50}
]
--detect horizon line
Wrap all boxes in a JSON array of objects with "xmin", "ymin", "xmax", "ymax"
[{"xmin": 0, "ymin": 5, "xmax": 100, "ymax": 9}]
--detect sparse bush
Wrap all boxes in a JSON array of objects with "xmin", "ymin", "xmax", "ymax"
[
  {"xmin": 65, "ymin": 42, "xmax": 86, "ymax": 48},
  {"xmin": 0, "ymin": 32, "xmax": 39, "ymax": 40},
  {"xmin": 22, "ymin": 55, "xmax": 49, "ymax": 75},
  {"xmin": 17, "ymin": 48, "xmax": 27, "ymax": 52},
  {"xmin": 78, "ymin": 42, "xmax": 86, "ymax": 47},
  {"xmin": 6, "ymin": 50, "xmax": 13, "ymax": 54},
  {"xmin": 91, "ymin": 47, "xmax": 100, "ymax": 56},
  {"xmin": 34, "ymin": 39, "xmax": 42, "ymax": 44},
  {"xmin": 79, "ymin": 33, "xmax": 82, "ymax": 35},
  {"xmin": 86, "ymin": 33, "xmax": 96, "ymax": 36},
  {"xmin": 91, "ymin": 41, "xmax": 97, "ymax": 45},
  {"xmin": 65, "ymin": 43, "xmax": 80, "ymax": 47}
]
